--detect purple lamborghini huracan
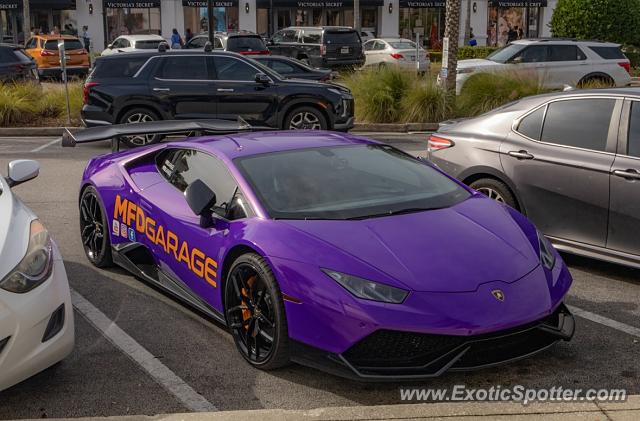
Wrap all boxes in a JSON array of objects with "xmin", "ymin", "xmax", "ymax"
[{"xmin": 65, "ymin": 121, "xmax": 574, "ymax": 380}]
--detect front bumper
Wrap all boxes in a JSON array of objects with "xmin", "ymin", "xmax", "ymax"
[
  {"xmin": 291, "ymin": 303, "xmax": 574, "ymax": 381},
  {"xmin": 0, "ymin": 244, "xmax": 75, "ymax": 391}
]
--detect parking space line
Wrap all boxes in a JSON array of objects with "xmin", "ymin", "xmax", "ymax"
[
  {"xmin": 30, "ymin": 138, "xmax": 60, "ymax": 152},
  {"xmin": 569, "ymin": 305, "xmax": 640, "ymax": 338},
  {"xmin": 70, "ymin": 289, "xmax": 217, "ymax": 412}
]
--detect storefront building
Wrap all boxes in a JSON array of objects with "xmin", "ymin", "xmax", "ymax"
[{"xmin": 1, "ymin": 0, "xmax": 559, "ymax": 53}]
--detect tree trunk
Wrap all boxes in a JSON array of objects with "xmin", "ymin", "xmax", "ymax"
[
  {"xmin": 23, "ymin": 0, "xmax": 30, "ymax": 37},
  {"xmin": 444, "ymin": 0, "xmax": 462, "ymax": 94},
  {"xmin": 463, "ymin": 0, "xmax": 471, "ymax": 45}
]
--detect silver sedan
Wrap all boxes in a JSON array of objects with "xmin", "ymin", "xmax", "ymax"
[
  {"xmin": 363, "ymin": 38, "xmax": 430, "ymax": 72},
  {"xmin": 428, "ymin": 88, "xmax": 640, "ymax": 269}
]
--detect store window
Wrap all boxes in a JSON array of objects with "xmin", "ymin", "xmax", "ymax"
[
  {"xmin": 487, "ymin": 6, "xmax": 541, "ymax": 47},
  {"xmin": 399, "ymin": 7, "xmax": 445, "ymax": 49},
  {"xmin": 105, "ymin": 7, "xmax": 161, "ymax": 43},
  {"xmin": 183, "ymin": 6, "xmax": 238, "ymax": 34}
]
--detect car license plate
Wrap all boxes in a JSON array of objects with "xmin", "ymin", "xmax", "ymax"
[{"xmin": 341, "ymin": 46, "xmax": 349, "ymax": 54}]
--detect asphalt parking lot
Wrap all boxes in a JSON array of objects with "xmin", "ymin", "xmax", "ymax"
[{"xmin": 0, "ymin": 134, "xmax": 638, "ymax": 419}]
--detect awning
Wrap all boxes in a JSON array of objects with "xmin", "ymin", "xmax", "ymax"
[
  {"xmin": 399, "ymin": 0, "xmax": 445, "ymax": 7},
  {"xmin": 31, "ymin": 0, "xmax": 76, "ymax": 9},
  {"xmin": 489, "ymin": 1, "xmax": 548, "ymax": 6},
  {"xmin": 257, "ymin": 0, "xmax": 384, "ymax": 7},
  {"xmin": 182, "ymin": 0, "xmax": 238, "ymax": 6},
  {"xmin": 0, "ymin": 0, "xmax": 19, "ymax": 10},
  {"xmin": 103, "ymin": 0, "xmax": 161, "ymax": 8}
]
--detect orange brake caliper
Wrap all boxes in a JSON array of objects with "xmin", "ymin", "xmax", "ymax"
[{"xmin": 240, "ymin": 276, "xmax": 257, "ymax": 331}]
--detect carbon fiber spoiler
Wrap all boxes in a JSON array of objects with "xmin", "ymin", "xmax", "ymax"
[{"xmin": 61, "ymin": 118, "xmax": 270, "ymax": 151}]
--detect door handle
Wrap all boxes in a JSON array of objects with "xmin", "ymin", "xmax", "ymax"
[
  {"xmin": 612, "ymin": 169, "xmax": 640, "ymax": 180},
  {"xmin": 153, "ymin": 87, "xmax": 170, "ymax": 92},
  {"xmin": 217, "ymin": 88, "xmax": 234, "ymax": 92},
  {"xmin": 508, "ymin": 150, "xmax": 535, "ymax": 160}
]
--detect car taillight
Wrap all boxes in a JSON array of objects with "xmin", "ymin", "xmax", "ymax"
[
  {"xmin": 320, "ymin": 44, "xmax": 326, "ymax": 56},
  {"xmin": 40, "ymin": 50, "xmax": 56, "ymax": 56},
  {"xmin": 83, "ymin": 82, "xmax": 99, "ymax": 105},
  {"xmin": 428, "ymin": 135, "xmax": 454, "ymax": 152},
  {"xmin": 619, "ymin": 61, "xmax": 631, "ymax": 73},
  {"xmin": 390, "ymin": 53, "xmax": 404, "ymax": 60}
]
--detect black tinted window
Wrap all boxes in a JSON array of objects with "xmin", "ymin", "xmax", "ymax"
[
  {"xmin": 627, "ymin": 102, "xmax": 640, "ymax": 158},
  {"xmin": 323, "ymin": 31, "xmax": 360, "ymax": 44},
  {"xmin": 212, "ymin": 56, "xmax": 257, "ymax": 81},
  {"xmin": 271, "ymin": 60, "xmax": 297, "ymax": 74},
  {"xmin": 301, "ymin": 29, "xmax": 321, "ymax": 44},
  {"xmin": 136, "ymin": 40, "xmax": 163, "ymax": 49},
  {"xmin": 226, "ymin": 36, "xmax": 266, "ymax": 52},
  {"xmin": 92, "ymin": 56, "xmax": 148, "ymax": 77},
  {"xmin": 0, "ymin": 48, "xmax": 19, "ymax": 63},
  {"xmin": 549, "ymin": 45, "xmax": 586, "ymax": 61},
  {"xmin": 156, "ymin": 56, "xmax": 208, "ymax": 80},
  {"xmin": 273, "ymin": 29, "xmax": 297, "ymax": 43},
  {"xmin": 44, "ymin": 39, "xmax": 84, "ymax": 50},
  {"xmin": 541, "ymin": 99, "xmax": 615, "ymax": 151},
  {"xmin": 515, "ymin": 45, "xmax": 548, "ymax": 63},
  {"xmin": 188, "ymin": 36, "xmax": 207, "ymax": 48},
  {"xmin": 518, "ymin": 106, "xmax": 545, "ymax": 140},
  {"xmin": 589, "ymin": 46, "xmax": 626, "ymax": 60}
]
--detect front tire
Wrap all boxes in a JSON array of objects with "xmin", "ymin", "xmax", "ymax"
[
  {"xmin": 118, "ymin": 108, "xmax": 161, "ymax": 147},
  {"xmin": 79, "ymin": 186, "xmax": 112, "ymax": 268},
  {"xmin": 469, "ymin": 178, "xmax": 518, "ymax": 210},
  {"xmin": 225, "ymin": 253, "xmax": 290, "ymax": 370},
  {"xmin": 284, "ymin": 106, "xmax": 327, "ymax": 130}
]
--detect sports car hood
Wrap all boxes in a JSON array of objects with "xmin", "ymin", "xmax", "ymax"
[
  {"xmin": 0, "ymin": 178, "xmax": 34, "ymax": 280},
  {"xmin": 280, "ymin": 196, "xmax": 540, "ymax": 293}
]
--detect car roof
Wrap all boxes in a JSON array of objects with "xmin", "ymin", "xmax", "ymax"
[
  {"xmin": 179, "ymin": 130, "xmax": 378, "ymax": 160},
  {"xmin": 512, "ymin": 38, "xmax": 620, "ymax": 47},
  {"xmin": 0, "ymin": 43, "xmax": 21, "ymax": 49},
  {"xmin": 95, "ymin": 49, "xmax": 245, "ymax": 61},
  {"xmin": 371, "ymin": 38, "xmax": 413, "ymax": 43},
  {"xmin": 117, "ymin": 34, "xmax": 165, "ymax": 41},
  {"xmin": 284, "ymin": 26, "xmax": 355, "ymax": 31},
  {"xmin": 34, "ymin": 34, "xmax": 80, "ymax": 40}
]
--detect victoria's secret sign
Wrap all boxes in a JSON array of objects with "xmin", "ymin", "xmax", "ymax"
[
  {"xmin": 104, "ymin": 1, "xmax": 161, "ymax": 8},
  {"xmin": 0, "ymin": 0, "xmax": 18, "ymax": 10},
  {"xmin": 182, "ymin": 0, "xmax": 236, "ymax": 6}
]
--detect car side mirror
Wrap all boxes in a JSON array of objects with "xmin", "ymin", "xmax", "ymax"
[
  {"xmin": 185, "ymin": 179, "xmax": 217, "ymax": 228},
  {"xmin": 7, "ymin": 159, "xmax": 39, "ymax": 187},
  {"xmin": 107, "ymin": 43, "xmax": 113, "ymax": 49},
  {"xmin": 255, "ymin": 73, "xmax": 270, "ymax": 85}
]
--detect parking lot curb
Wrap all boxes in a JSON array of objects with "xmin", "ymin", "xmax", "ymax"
[
  {"xmin": 13, "ymin": 398, "xmax": 639, "ymax": 421},
  {"xmin": 0, "ymin": 123, "xmax": 438, "ymax": 137}
]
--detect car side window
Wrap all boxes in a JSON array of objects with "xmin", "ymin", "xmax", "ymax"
[
  {"xmin": 541, "ymin": 99, "xmax": 615, "ymax": 152},
  {"xmin": 363, "ymin": 40, "xmax": 374, "ymax": 51},
  {"xmin": 121, "ymin": 39, "xmax": 131, "ymax": 48},
  {"xmin": 281, "ymin": 30, "xmax": 298, "ymax": 43},
  {"xmin": 374, "ymin": 41, "xmax": 387, "ymax": 51},
  {"xmin": 214, "ymin": 37, "xmax": 224, "ymax": 49},
  {"xmin": 189, "ymin": 36, "xmax": 207, "ymax": 49},
  {"xmin": 301, "ymin": 29, "xmax": 321, "ymax": 44},
  {"xmin": 271, "ymin": 60, "xmax": 296, "ymax": 74},
  {"xmin": 25, "ymin": 38, "xmax": 37, "ymax": 49},
  {"xmin": 158, "ymin": 149, "xmax": 247, "ymax": 220},
  {"xmin": 549, "ymin": 45, "xmax": 585, "ymax": 61},
  {"xmin": 627, "ymin": 102, "xmax": 640, "ymax": 158},
  {"xmin": 514, "ymin": 45, "xmax": 548, "ymax": 63},
  {"xmin": 112, "ymin": 38, "xmax": 124, "ymax": 48},
  {"xmin": 211, "ymin": 56, "xmax": 257, "ymax": 81},
  {"xmin": 517, "ymin": 106, "xmax": 546, "ymax": 140},
  {"xmin": 155, "ymin": 56, "xmax": 208, "ymax": 80}
]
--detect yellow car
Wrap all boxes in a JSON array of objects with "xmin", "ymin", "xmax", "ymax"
[{"xmin": 24, "ymin": 35, "xmax": 90, "ymax": 78}]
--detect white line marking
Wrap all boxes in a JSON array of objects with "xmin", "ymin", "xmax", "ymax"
[
  {"xmin": 30, "ymin": 138, "xmax": 60, "ymax": 152},
  {"xmin": 568, "ymin": 305, "xmax": 640, "ymax": 338},
  {"xmin": 70, "ymin": 289, "xmax": 217, "ymax": 412}
]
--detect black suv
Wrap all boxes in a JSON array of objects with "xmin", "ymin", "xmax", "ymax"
[
  {"xmin": 268, "ymin": 27, "xmax": 364, "ymax": 69},
  {"xmin": 0, "ymin": 44, "xmax": 37, "ymax": 82},
  {"xmin": 81, "ymin": 50, "xmax": 353, "ymax": 145},
  {"xmin": 184, "ymin": 31, "xmax": 270, "ymax": 56}
]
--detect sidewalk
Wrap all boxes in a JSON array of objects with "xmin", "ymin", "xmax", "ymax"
[{"xmin": 20, "ymin": 395, "xmax": 640, "ymax": 421}]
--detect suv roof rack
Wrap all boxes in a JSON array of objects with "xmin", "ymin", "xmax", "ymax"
[
  {"xmin": 522, "ymin": 37, "xmax": 609, "ymax": 43},
  {"xmin": 61, "ymin": 117, "xmax": 272, "ymax": 152}
]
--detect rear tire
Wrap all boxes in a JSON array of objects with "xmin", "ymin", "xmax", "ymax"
[
  {"xmin": 469, "ymin": 178, "xmax": 518, "ymax": 210},
  {"xmin": 284, "ymin": 106, "xmax": 327, "ymax": 130},
  {"xmin": 118, "ymin": 107, "xmax": 162, "ymax": 148},
  {"xmin": 79, "ymin": 186, "xmax": 113, "ymax": 268},
  {"xmin": 577, "ymin": 74, "xmax": 614, "ymax": 88}
]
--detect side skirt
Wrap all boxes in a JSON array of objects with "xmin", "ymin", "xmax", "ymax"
[
  {"xmin": 548, "ymin": 236, "xmax": 640, "ymax": 270},
  {"xmin": 112, "ymin": 243, "xmax": 227, "ymax": 326}
]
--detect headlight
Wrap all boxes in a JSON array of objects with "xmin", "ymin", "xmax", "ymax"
[
  {"xmin": 537, "ymin": 230, "xmax": 556, "ymax": 270},
  {"xmin": 457, "ymin": 67, "xmax": 476, "ymax": 74},
  {"xmin": 322, "ymin": 269, "xmax": 408, "ymax": 304},
  {"xmin": 0, "ymin": 220, "xmax": 53, "ymax": 293}
]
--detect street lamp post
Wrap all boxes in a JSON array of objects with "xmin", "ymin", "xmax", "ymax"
[
  {"xmin": 22, "ymin": 0, "xmax": 29, "ymax": 37},
  {"xmin": 354, "ymin": 0, "xmax": 360, "ymax": 32},
  {"xmin": 207, "ymin": 0, "xmax": 214, "ymax": 43}
]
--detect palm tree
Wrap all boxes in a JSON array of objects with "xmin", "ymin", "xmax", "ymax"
[
  {"xmin": 444, "ymin": 0, "xmax": 462, "ymax": 94},
  {"xmin": 463, "ymin": 0, "xmax": 471, "ymax": 45}
]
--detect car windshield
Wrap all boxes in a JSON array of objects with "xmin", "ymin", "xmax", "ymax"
[
  {"xmin": 389, "ymin": 41, "xmax": 416, "ymax": 49},
  {"xmin": 486, "ymin": 43, "xmax": 526, "ymax": 63},
  {"xmin": 227, "ymin": 36, "xmax": 266, "ymax": 52},
  {"xmin": 235, "ymin": 144, "xmax": 470, "ymax": 220},
  {"xmin": 135, "ymin": 40, "xmax": 163, "ymax": 49}
]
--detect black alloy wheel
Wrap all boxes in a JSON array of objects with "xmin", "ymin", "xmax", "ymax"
[{"xmin": 79, "ymin": 186, "xmax": 112, "ymax": 267}]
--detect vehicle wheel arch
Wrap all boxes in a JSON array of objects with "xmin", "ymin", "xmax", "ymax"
[
  {"xmin": 279, "ymin": 99, "xmax": 332, "ymax": 129},
  {"xmin": 460, "ymin": 168, "xmax": 523, "ymax": 212},
  {"xmin": 220, "ymin": 244, "xmax": 263, "ymax": 310},
  {"xmin": 115, "ymin": 103, "xmax": 164, "ymax": 124},
  {"xmin": 577, "ymin": 72, "xmax": 615, "ymax": 87}
]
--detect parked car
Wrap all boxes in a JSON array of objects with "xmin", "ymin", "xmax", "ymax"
[
  {"xmin": 452, "ymin": 39, "xmax": 631, "ymax": 94},
  {"xmin": 267, "ymin": 26, "xmax": 365, "ymax": 70},
  {"xmin": 24, "ymin": 35, "xmax": 90, "ymax": 78},
  {"xmin": 359, "ymin": 30, "xmax": 376, "ymax": 42},
  {"xmin": 428, "ymin": 88, "xmax": 640, "ymax": 269},
  {"xmin": 184, "ymin": 31, "xmax": 270, "ymax": 55},
  {"xmin": 81, "ymin": 50, "xmax": 354, "ymax": 146},
  {"xmin": 0, "ymin": 44, "xmax": 38, "ymax": 82},
  {"xmin": 0, "ymin": 160, "xmax": 74, "ymax": 392},
  {"xmin": 363, "ymin": 38, "xmax": 430, "ymax": 72},
  {"xmin": 250, "ymin": 55, "xmax": 333, "ymax": 81},
  {"xmin": 101, "ymin": 34, "xmax": 167, "ymax": 56},
  {"xmin": 64, "ymin": 121, "xmax": 574, "ymax": 380}
]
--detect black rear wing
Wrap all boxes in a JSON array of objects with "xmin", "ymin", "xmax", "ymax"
[{"xmin": 61, "ymin": 118, "xmax": 270, "ymax": 151}]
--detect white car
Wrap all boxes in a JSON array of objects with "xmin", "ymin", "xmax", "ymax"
[
  {"xmin": 101, "ymin": 34, "xmax": 167, "ymax": 56},
  {"xmin": 359, "ymin": 30, "xmax": 376, "ymax": 42},
  {"xmin": 0, "ymin": 160, "xmax": 74, "ymax": 392},
  {"xmin": 363, "ymin": 38, "xmax": 430, "ymax": 72},
  {"xmin": 454, "ymin": 39, "xmax": 632, "ymax": 94}
]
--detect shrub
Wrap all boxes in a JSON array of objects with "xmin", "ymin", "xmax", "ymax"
[
  {"xmin": 456, "ymin": 71, "xmax": 549, "ymax": 117},
  {"xmin": 400, "ymin": 79, "xmax": 451, "ymax": 123},
  {"xmin": 0, "ymin": 81, "xmax": 83, "ymax": 126},
  {"xmin": 551, "ymin": 0, "xmax": 640, "ymax": 46},
  {"xmin": 457, "ymin": 46, "xmax": 499, "ymax": 60},
  {"xmin": 0, "ymin": 82, "xmax": 40, "ymax": 126}
]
